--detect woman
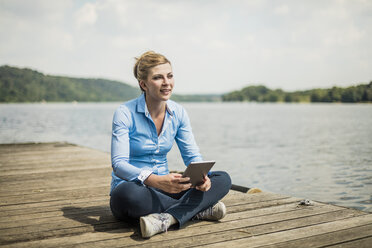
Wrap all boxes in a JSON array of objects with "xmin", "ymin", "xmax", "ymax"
[{"xmin": 110, "ymin": 51, "xmax": 231, "ymax": 238}]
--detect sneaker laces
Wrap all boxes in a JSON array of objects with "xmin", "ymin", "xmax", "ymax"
[
  {"xmin": 157, "ymin": 213, "xmax": 170, "ymax": 233},
  {"xmin": 194, "ymin": 206, "xmax": 213, "ymax": 220}
]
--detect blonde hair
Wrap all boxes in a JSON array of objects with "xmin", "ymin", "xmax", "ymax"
[{"xmin": 133, "ymin": 51, "xmax": 171, "ymax": 91}]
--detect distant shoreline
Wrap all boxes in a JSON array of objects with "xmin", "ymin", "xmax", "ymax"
[{"xmin": 1, "ymin": 65, "xmax": 371, "ymax": 103}]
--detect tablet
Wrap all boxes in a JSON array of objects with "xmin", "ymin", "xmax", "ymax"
[{"xmin": 182, "ymin": 161, "xmax": 215, "ymax": 187}]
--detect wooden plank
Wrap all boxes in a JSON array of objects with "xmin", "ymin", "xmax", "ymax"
[
  {"xmin": 0, "ymin": 174, "xmax": 110, "ymax": 195},
  {"xmin": 0, "ymin": 195, "xmax": 297, "ymax": 231},
  {"xmin": 0, "ymin": 187, "xmax": 110, "ymax": 206},
  {"xmin": 0, "ymin": 193, "xmax": 291, "ymax": 228},
  {"xmin": 1, "ymin": 143, "xmax": 371, "ymax": 248},
  {"xmin": 0, "ymin": 201, "xmax": 341, "ymax": 248},
  {"xmin": 222, "ymin": 192, "xmax": 292, "ymax": 207},
  {"xmin": 0, "ymin": 145, "xmax": 104, "ymax": 155},
  {"xmin": 0, "ymin": 143, "xmax": 74, "ymax": 153},
  {"xmin": 129, "ymin": 209, "xmax": 366, "ymax": 248},
  {"xmin": 0, "ymin": 147, "xmax": 95, "ymax": 161},
  {"xmin": 0, "ymin": 170, "xmax": 109, "ymax": 184},
  {"xmin": 0, "ymin": 197, "xmax": 109, "ymax": 219},
  {"xmin": 0, "ymin": 158, "xmax": 110, "ymax": 171},
  {"xmin": 0, "ymin": 195, "xmax": 326, "ymax": 244},
  {"xmin": 0, "ymin": 210, "xmax": 129, "ymax": 245},
  {"xmin": 0, "ymin": 191, "xmax": 288, "ymax": 219},
  {"xmin": 1, "ymin": 186, "xmax": 245, "ymax": 210},
  {"xmin": 260, "ymin": 223, "xmax": 372, "ymax": 248},
  {"xmin": 0, "ymin": 168, "xmax": 110, "ymax": 185},
  {"xmin": 0, "ymin": 222, "xmax": 132, "ymax": 246},
  {"xmin": 0, "ymin": 148, "xmax": 109, "ymax": 173},
  {"xmin": 21, "ymin": 202, "xmax": 344, "ymax": 247},
  {"xmin": 0, "ymin": 192, "xmax": 248, "ymax": 219},
  {"xmin": 0, "ymin": 204, "xmax": 112, "ymax": 228},
  {"xmin": 0, "ymin": 175, "xmax": 109, "ymax": 188},
  {"xmin": 2, "ymin": 210, "xmax": 366, "ymax": 248},
  {"xmin": 0, "ymin": 163, "xmax": 109, "ymax": 176},
  {"xmin": 198, "ymin": 214, "xmax": 372, "ymax": 248},
  {"xmin": 0, "ymin": 185, "xmax": 110, "ymax": 206},
  {"xmin": 0, "ymin": 189, "xmax": 244, "ymax": 214},
  {"xmin": 228, "ymin": 197, "xmax": 299, "ymax": 213},
  {"xmin": 121, "ymin": 209, "xmax": 362, "ymax": 248},
  {"xmin": 326, "ymin": 236, "xmax": 372, "ymax": 248},
  {"xmin": 0, "ymin": 178, "xmax": 110, "ymax": 197},
  {"xmin": 0, "ymin": 147, "xmax": 107, "ymax": 160},
  {"xmin": 0, "ymin": 151, "xmax": 109, "ymax": 165},
  {"xmin": 0, "ymin": 192, "xmax": 291, "ymax": 229}
]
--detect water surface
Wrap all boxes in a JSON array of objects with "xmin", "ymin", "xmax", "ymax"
[{"xmin": 1, "ymin": 102, "xmax": 371, "ymax": 212}]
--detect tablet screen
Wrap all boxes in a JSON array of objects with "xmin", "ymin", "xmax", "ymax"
[{"xmin": 182, "ymin": 161, "xmax": 215, "ymax": 186}]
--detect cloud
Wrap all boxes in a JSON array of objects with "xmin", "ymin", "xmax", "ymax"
[
  {"xmin": 0, "ymin": 0, "xmax": 371, "ymax": 93},
  {"xmin": 76, "ymin": 3, "xmax": 98, "ymax": 28},
  {"xmin": 0, "ymin": 0, "xmax": 73, "ymax": 23},
  {"xmin": 274, "ymin": 5, "xmax": 290, "ymax": 15}
]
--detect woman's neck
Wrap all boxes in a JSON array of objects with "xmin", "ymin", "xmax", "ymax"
[{"xmin": 145, "ymin": 94, "xmax": 166, "ymax": 118}]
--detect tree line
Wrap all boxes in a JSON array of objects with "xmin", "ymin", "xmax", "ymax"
[
  {"xmin": 0, "ymin": 65, "xmax": 141, "ymax": 102},
  {"xmin": 0, "ymin": 65, "xmax": 220, "ymax": 102},
  {"xmin": 1, "ymin": 65, "xmax": 371, "ymax": 103},
  {"xmin": 222, "ymin": 82, "xmax": 372, "ymax": 103}
]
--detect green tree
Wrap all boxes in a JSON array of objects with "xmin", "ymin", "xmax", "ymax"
[
  {"xmin": 284, "ymin": 93, "xmax": 293, "ymax": 102},
  {"xmin": 362, "ymin": 82, "xmax": 372, "ymax": 101},
  {"xmin": 329, "ymin": 87, "xmax": 342, "ymax": 102},
  {"xmin": 223, "ymin": 82, "xmax": 371, "ymax": 103},
  {"xmin": 341, "ymin": 87, "xmax": 357, "ymax": 102}
]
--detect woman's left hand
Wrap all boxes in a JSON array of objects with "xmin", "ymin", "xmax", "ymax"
[{"xmin": 196, "ymin": 175, "xmax": 211, "ymax": 191}]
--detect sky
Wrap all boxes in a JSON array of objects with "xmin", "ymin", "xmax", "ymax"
[{"xmin": 0, "ymin": 0, "xmax": 371, "ymax": 94}]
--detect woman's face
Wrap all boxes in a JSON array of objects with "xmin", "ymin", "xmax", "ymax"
[{"xmin": 141, "ymin": 63, "xmax": 174, "ymax": 102}]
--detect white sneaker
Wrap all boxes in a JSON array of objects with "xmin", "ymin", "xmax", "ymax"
[
  {"xmin": 194, "ymin": 201, "xmax": 226, "ymax": 221},
  {"xmin": 140, "ymin": 213, "xmax": 171, "ymax": 238}
]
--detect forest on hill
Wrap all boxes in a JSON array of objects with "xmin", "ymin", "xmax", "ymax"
[
  {"xmin": 1, "ymin": 65, "xmax": 370, "ymax": 103},
  {"xmin": 0, "ymin": 65, "xmax": 218, "ymax": 102},
  {"xmin": 222, "ymin": 82, "xmax": 372, "ymax": 103},
  {"xmin": 0, "ymin": 65, "xmax": 140, "ymax": 102}
]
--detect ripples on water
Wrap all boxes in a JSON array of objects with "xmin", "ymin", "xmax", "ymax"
[{"xmin": 0, "ymin": 102, "xmax": 371, "ymax": 212}]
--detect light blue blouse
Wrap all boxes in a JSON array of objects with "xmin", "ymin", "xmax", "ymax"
[{"xmin": 110, "ymin": 94, "xmax": 202, "ymax": 193}]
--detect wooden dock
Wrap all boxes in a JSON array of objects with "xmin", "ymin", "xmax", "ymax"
[{"xmin": 0, "ymin": 142, "xmax": 371, "ymax": 247}]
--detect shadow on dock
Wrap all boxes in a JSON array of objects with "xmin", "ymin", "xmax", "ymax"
[{"xmin": 61, "ymin": 205, "xmax": 135, "ymax": 233}]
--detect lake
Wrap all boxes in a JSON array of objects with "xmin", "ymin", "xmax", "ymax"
[{"xmin": 1, "ymin": 102, "xmax": 371, "ymax": 212}]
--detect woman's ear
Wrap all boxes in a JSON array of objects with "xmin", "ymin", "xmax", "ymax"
[{"xmin": 139, "ymin": 80, "xmax": 147, "ymax": 91}]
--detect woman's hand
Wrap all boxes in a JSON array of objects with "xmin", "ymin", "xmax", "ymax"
[
  {"xmin": 196, "ymin": 175, "xmax": 211, "ymax": 192},
  {"xmin": 144, "ymin": 173, "xmax": 192, "ymax": 193}
]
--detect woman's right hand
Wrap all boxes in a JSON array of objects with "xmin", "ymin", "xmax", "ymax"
[{"xmin": 144, "ymin": 173, "xmax": 192, "ymax": 193}]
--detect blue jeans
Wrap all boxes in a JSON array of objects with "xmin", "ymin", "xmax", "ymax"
[{"xmin": 110, "ymin": 171, "xmax": 231, "ymax": 227}]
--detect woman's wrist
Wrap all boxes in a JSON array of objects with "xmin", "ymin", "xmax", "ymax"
[
  {"xmin": 138, "ymin": 170, "xmax": 153, "ymax": 185},
  {"xmin": 144, "ymin": 173, "xmax": 159, "ymax": 188}
]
